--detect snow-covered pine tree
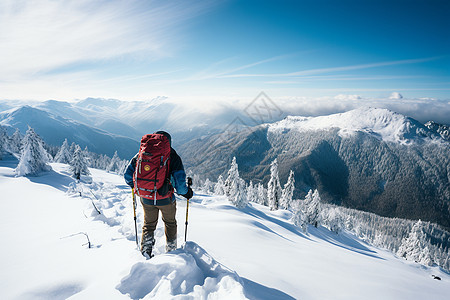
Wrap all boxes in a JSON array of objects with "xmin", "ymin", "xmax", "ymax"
[
  {"xmin": 15, "ymin": 127, "xmax": 52, "ymax": 176},
  {"xmin": 231, "ymin": 177, "xmax": 249, "ymax": 209},
  {"xmin": 203, "ymin": 178, "xmax": 213, "ymax": 194},
  {"xmin": 214, "ymin": 175, "xmax": 226, "ymax": 195},
  {"xmin": 224, "ymin": 157, "xmax": 239, "ymax": 198},
  {"xmin": 99, "ymin": 154, "xmax": 110, "ymax": 170},
  {"xmin": 83, "ymin": 146, "xmax": 92, "ymax": 167},
  {"xmin": 257, "ymin": 183, "xmax": 267, "ymax": 206},
  {"xmin": 107, "ymin": 151, "xmax": 121, "ymax": 173},
  {"xmin": 304, "ymin": 189, "xmax": 321, "ymax": 227},
  {"xmin": 281, "ymin": 170, "xmax": 295, "ymax": 209},
  {"xmin": 0, "ymin": 126, "xmax": 8, "ymax": 159},
  {"xmin": 70, "ymin": 144, "xmax": 90, "ymax": 180},
  {"xmin": 69, "ymin": 142, "xmax": 77, "ymax": 155},
  {"xmin": 267, "ymin": 158, "xmax": 282, "ymax": 211},
  {"xmin": 9, "ymin": 128, "xmax": 22, "ymax": 154},
  {"xmin": 396, "ymin": 220, "xmax": 433, "ymax": 266},
  {"xmin": 118, "ymin": 159, "xmax": 128, "ymax": 176},
  {"xmin": 323, "ymin": 207, "xmax": 343, "ymax": 233},
  {"xmin": 247, "ymin": 181, "xmax": 258, "ymax": 203},
  {"xmin": 54, "ymin": 138, "xmax": 72, "ymax": 163},
  {"xmin": 291, "ymin": 200, "xmax": 308, "ymax": 233}
]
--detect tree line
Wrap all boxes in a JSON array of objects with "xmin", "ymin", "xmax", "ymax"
[
  {"xmin": 192, "ymin": 156, "xmax": 450, "ymax": 272},
  {"xmin": 0, "ymin": 126, "xmax": 128, "ymax": 179}
]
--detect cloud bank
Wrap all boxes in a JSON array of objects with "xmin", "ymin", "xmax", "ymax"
[{"xmin": 273, "ymin": 94, "xmax": 450, "ymax": 125}]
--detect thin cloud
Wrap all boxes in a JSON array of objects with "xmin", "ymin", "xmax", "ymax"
[
  {"xmin": 0, "ymin": 0, "xmax": 214, "ymax": 80},
  {"xmin": 220, "ymin": 56, "xmax": 443, "ymax": 78},
  {"xmin": 186, "ymin": 54, "xmax": 294, "ymax": 81}
]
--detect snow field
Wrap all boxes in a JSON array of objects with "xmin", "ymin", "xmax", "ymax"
[{"xmin": 0, "ymin": 157, "xmax": 449, "ymax": 299}]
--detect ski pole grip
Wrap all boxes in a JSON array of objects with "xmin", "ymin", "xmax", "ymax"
[{"xmin": 187, "ymin": 177, "xmax": 192, "ymax": 187}]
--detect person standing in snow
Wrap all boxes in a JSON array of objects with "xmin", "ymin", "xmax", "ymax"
[{"xmin": 124, "ymin": 131, "xmax": 193, "ymax": 258}]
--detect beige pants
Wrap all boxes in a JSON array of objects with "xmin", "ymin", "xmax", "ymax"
[{"xmin": 141, "ymin": 200, "xmax": 177, "ymax": 243}]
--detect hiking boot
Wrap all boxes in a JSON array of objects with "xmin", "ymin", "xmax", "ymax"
[
  {"xmin": 141, "ymin": 234, "xmax": 155, "ymax": 259},
  {"xmin": 166, "ymin": 239, "xmax": 177, "ymax": 253}
]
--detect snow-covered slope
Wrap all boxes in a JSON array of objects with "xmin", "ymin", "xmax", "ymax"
[
  {"xmin": 1, "ymin": 155, "xmax": 448, "ymax": 299},
  {"xmin": 269, "ymin": 107, "xmax": 438, "ymax": 144}
]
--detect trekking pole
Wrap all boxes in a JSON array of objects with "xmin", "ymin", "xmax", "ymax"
[
  {"xmin": 132, "ymin": 188, "xmax": 139, "ymax": 249},
  {"xmin": 184, "ymin": 177, "xmax": 193, "ymax": 242}
]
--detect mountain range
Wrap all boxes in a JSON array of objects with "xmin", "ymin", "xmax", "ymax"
[
  {"xmin": 0, "ymin": 97, "xmax": 249, "ymax": 158},
  {"xmin": 1, "ymin": 99, "xmax": 448, "ymax": 229},
  {"xmin": 179, "ymin": 107, "xmax": 450, "ymax": 229}
]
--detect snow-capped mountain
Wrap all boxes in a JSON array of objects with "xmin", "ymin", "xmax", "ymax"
[
  {"xmin": 0, "ymin": 156, "xmax": 448, "ymax": 299},
  {"xmin": 0, "ymin": 106, "xmax": 139, "ymax": 158},
  {"xmin": 269, "ymin": 107, "xmax": 440, "ymax": 144},
  {"xmin": 180, "ymin": 107, "xmax": 450, "ymax": 229},
  {"xmin": 0, "ymin": 97, "xmax": 251, "ymax": 153}
]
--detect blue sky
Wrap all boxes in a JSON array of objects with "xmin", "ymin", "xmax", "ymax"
[{"xmin": 0, "ymin": 0, "xmax": 449, "ymax": 108}]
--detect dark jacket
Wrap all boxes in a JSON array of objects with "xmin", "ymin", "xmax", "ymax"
[{"xmin": 124, "ymin": 147, "xmax": 188, "ymax": 206}]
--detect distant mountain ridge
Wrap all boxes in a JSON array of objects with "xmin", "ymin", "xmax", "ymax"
[
  {"xmin": 0, "ymin": 105, "xmax": 139, "ymax": 159},
  {"xmin": 180, "ymin": 107, "xmax": 450, "ymax": 229},
  {"xmin": 0, "ymin": 97, "xmax": 257, "ymax": 156}
]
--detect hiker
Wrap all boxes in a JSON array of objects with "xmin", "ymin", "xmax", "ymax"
[{"xmin": 124, "ymin": 131, "xmax": 193, "ymax": 258}]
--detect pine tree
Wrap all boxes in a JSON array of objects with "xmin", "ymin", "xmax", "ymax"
[
  {"xmin": 224, "ymin": 157, "xmax": 239, "ymax": 198},
  {"xmin": 0, "ymin": 126, "xmax": 8, "ymax": 159},
  {"xmin": 54, "ymin": 138, "xmax": 72, "ymax": 163},
  {"xmin": 107, "ymin": 151, "xmax": 121, "ymax": 173},
  {"xmin": 324, "ymin": 207, "xmax": 343, "ymax": 233},
  {"xmin": 118, "ymin": 159, "xmax": 128, "ymax": 175},
  {"xmin": 70, "ymin": 145, "xmax": 90, "ymax": 180},
  {"xmin": 10, "ymin": 128, "xmax": 23, "ymax": 154},
  {"xmin": 291, "ymin": 200, "xmax": 308, "ymax": 233},
  {"xmin": 257, "ymin": 183, "xmax": 267, "ymax": 206},
  {"xmin": 247, "ymin": 181, "xmax": 258, "ymax": 203},
  {"xmin": 304, "ymin": 189, "xmax": 321, "ymax": 227},
  {"xmin": 83, "ymin": 146, "xmax": 92, "ymax": 167},
  {"xmin": 267, "ymin": 159, "xmax": 282, "ymax": 211},
  {"xmin": 69, "ymin": 142, "xmax": 77, "ymax": 155},
  {"xmin": 281, "ymin": 170, "xmax": 295, "ymax": 209},
  {"xmin": 214, "ymin": 175, "xmax": 226, "ymax": 195},
  {"xmin": 99, "ymin": 154, "xmax": 110, "ymax": 170},
  {"xmin": 191, "ymin": 174, "xmax": 202, "ymax": 189},
  {"xmin": 231, "ymin": 177, "xmax": 249, "ymax": 209},
  {"xmin": 203, "ymin": 178, "xmax": 213, "ymax": 194},
  {"xmin": 397, "ymin": 220, "xmax": 433, "ymax": 266},
  {"xmin": 15, "ymin": 127, "xmax": 52, "ymax": 176}
]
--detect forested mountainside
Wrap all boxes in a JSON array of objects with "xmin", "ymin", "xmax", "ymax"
[{"xmin": 180, "ymin": 108, "xmax": 450, "ymax": 229}]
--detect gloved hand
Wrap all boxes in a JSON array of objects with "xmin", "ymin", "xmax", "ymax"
[{"xmin": 183, "ymin": 187, "xmax": 193, "ymax": 199}]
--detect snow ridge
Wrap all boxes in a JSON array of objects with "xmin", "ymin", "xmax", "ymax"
[{"xmin": 269, "ymin": 107, "xmax": 438, "ymax": 144}]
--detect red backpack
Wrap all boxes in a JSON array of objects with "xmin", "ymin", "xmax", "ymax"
[{"xmin": 133, "ymin": 133, "xmax": 173, "ymax": 202}]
